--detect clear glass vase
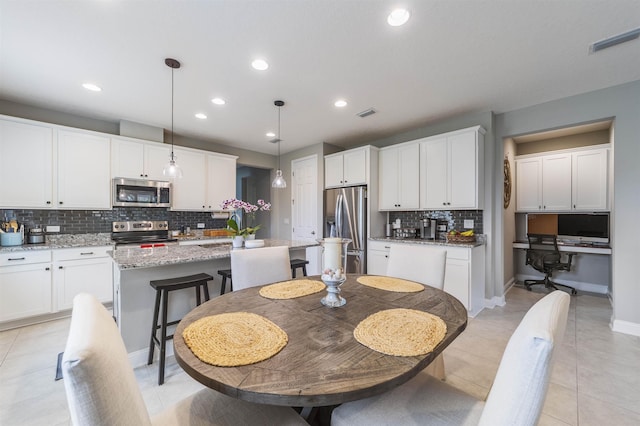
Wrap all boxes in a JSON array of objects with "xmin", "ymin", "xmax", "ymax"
[{"xmin": 318, "ymin": 238, "xmax": 351, "ymax": 307}]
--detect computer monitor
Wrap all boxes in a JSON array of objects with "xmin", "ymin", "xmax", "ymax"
[{"xmin": 557, "ymin": 213, "xmax": 609, "ymax": 243}]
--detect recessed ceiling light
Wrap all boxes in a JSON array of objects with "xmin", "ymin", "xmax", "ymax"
[
  {"xmin": 334, "ymin": 100, "xmax": 347, "ymax": 108},
  {"xmin": 387, "ymin": 8, "xmax": 410, "ymax": 26},
  {"xmin": 266, "ymin": 131, "xmax": 276, "ymax": 138},
  {"xmin": 211, "ymin": 97, "xmax": 226, "ymax": 105},
  {"xmin": 251, "ymin": 59, "xmax": 269, "ymax": 71},
  {"xmin": 82, "ymin": 83, "xmax": 102, "ymax": 92},
  {"xmin": 195, "ymin": 113, "xmax": 207, "ymax": 119}
]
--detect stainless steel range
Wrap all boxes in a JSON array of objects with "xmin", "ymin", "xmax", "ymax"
[{"xmin": 111, "ymin": 220, "xmax": 177, "ymax": 247}]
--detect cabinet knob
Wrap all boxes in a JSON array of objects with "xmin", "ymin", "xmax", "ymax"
[
  {"xmin": 573, "ymin": 204, "xmax": 576, "ymax": 209},
  {"xmin": 443, "ymin": 202, "xmax": 446, "ymax": 205},
  {"xmin": 447, "ymin": 202, "xmax": 451, "ymax": 205},
  {"xmin": 46, "ymin": 201, "xmax": 51, "ymax": 205},
  {"xmin": 344, "ymin": 180, "xmax": 348, "ymax": 183},
  {"xmin": 58, "ymin": 266, "xmax": 63, "ymax": 269},
  {"xmin": 140, "ymin": 174, "xmax": 144, "ymax": 177},
  {"xmin": 59, "ymin": 201, "xmax": 63, "ymax": 205},
  {"xmin": 202, "ymin": 205, "xmax": 205, "ymax": 208},
  {"xmin": 543, "ymin": 205, "xmax": 546, "ymax": 209},
  {"xmin": 45, "ymin": 267, "xmax": 50, "ymax": 271},
  {"xmin": 145, "ymin": 174, "xmax": 148, "ymax": 177}
]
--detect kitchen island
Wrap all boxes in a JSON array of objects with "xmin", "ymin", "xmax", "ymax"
[{"xmin": 110, "ymin": 239, "xmax": 317, "ymax": 363}]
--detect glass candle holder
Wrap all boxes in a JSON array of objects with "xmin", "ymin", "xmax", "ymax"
[{"xmin": 318, "ymin": 237, "xmax": 351, "ymax": 307}]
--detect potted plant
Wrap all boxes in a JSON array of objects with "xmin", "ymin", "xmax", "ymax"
[{"xmin": 221, "ymin": 198, "xmax": 271, "ymax": 247}]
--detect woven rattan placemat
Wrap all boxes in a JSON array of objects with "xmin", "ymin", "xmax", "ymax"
[
  {"xmin": 182, "ymin": 312, "xmax": 288, "ymax": 367},
  {"xmin": 357, "ymin": 276, "xmax": 424, "ymax": 293},
  {"xmin": 259, "ymin": 279, "xmax": 326, "ymax": 299},
  {"xmin": 354, "ymin": 308, "xmax": 447, "ymax": 356}
]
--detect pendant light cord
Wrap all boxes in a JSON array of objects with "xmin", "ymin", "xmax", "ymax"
[
  {"xmin": 277, "ymin": 104, "xmax": 281, "ymax": 169},
  {"xmin": 170, "ymin": 65, "xmax": 175, "ymax": 160}
]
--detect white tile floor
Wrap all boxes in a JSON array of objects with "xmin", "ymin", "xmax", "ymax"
[{"xmin": 1, "ymin": 286, "xmax": 639, "ymax": 425}]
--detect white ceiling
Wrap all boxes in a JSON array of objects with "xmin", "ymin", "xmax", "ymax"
[{"xmin": 1, "ymin": 1, "xmax": 639, "ymax": 155}]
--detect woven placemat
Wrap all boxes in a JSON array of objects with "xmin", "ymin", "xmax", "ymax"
[
  {"xmin": 357, "ymin": 276, "xmax": 424, "ymax": 293},
  {"xmin": 182, "ymin": 312, "xmax": 288, "ymax": 367},
  {"xmin": 259, "ymin": 279, "xmax": 326, "ymax": 299},
  {"xmin": 354, "ymin": 308, "xmax": 447, "ymax": 356}
]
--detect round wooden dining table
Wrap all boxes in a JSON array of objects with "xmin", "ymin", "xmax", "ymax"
[{"xmin": 173, "ymin": 274, "xmax": 468, "ymax": 407}]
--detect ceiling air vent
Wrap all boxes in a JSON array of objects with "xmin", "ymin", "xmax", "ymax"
[
  {"xmin": 590, "ymin": 27, "xmax": 640, "ymax": 53},
  {"xmin": 356, "ymin": 108, "xmax": 376, "ymax": 118}
]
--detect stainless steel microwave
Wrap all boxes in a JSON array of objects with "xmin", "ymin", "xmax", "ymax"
[{"xmin": 112, "ymin": 178, "xmax": 171, "ymax": 208}]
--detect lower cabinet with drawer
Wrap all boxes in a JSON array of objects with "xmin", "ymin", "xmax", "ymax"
[
  {"xmin": 367, "ymin": 240, "xmax": 486, "ymax": 316},
  {"xmin": 0, "ymin": 250, "xmax": 53, "ymax": 322},
  {"xmin": 53, "ymin": 246, "xmax": 113, "ymax": 311}
]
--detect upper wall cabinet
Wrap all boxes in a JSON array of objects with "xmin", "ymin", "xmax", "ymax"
[
  {"xmin": 57, "ymin": 130, "xmax": 111, "ymax": 209},
  {"xmin": 0, "ymin": 119, "xmax": 54, "ymax": 208},
  {"xmin": 206, "ymin": 153, "xmax": 236, "ymax": 210},
  {"xmin": 420, "ymin": 126, "xmax": 485, "ymax": 210},
  {"xmin": 378, "ymin": 143, "xmax": 420, "ymax": 210},
  {"xmin": 516, "ymin": 146, "xmax": 609, "ymax": 212},
  {"xmin": 171, "ymin": 148, "xmax": 237, "ymax": 211},
  {"xmin": 324, "ymin": 146, "xmax": 369, "ymax": 188},
  {"xmin": 0, "ymin": 119, "xmax": 111, "ymax": 210},
  {"xmin": 111, "ymin": 137, "xmax": 171, "ymax": 181}
]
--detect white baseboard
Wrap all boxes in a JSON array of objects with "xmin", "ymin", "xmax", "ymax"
[
  {"xmin": 611, "ymin": 319, "xmax": 640, "ymax": 337},
  {"xmin": 515, "ymin": 274, "xmax": 608, "ymax": 295}
]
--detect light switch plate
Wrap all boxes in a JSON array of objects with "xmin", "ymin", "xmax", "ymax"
[
  {"xmin": 46, "ymin": 225, "xmax": 60, "ymax": 233},
  {"xmin": 196, "ymin": 223, "xmax": 205, "ymax": 229},
  {"xmin": 463, "ymin": 220, "xmax": 474, "ymax": 229}
]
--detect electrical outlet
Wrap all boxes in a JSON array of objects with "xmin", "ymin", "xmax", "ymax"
[
  {"xmin": 46, "ymin": 225, "xmax": 60, "ymax": 233},
  {"xmin": 196, "ymin": 223, "xmax": 205, "ymax": 229},
  {"xmin": 463, "ymin": 220, "xmax": 474, "ymax": 229}
]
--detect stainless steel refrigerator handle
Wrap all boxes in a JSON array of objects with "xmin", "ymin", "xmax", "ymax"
[
  {"xmin": 344, "ymin": 189, "xmax": 359, "ymax": 251},
  {"xmin": 335, "ymin": 193, "xmax": 342, "ymax": 236}
]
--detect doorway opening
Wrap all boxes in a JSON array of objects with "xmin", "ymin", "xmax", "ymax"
[{"xmin": 236, "ymin": 166, "xmax": 272, "ymax": 239}]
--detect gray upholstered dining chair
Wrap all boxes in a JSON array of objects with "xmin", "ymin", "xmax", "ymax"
[
  {"xmin": 230, "ymin": 245, "xmax": 292, "ymax": 291},
  {"xmin": 386, "ymin": 243, "xmax": 448, "ymax": 379},
  {"xmin": 331, "ymin": 290, "xmax": 570, "ymax": 426},
  {"xmin": 62, "ymin": 293, "xmax": 307, "ymax": 426}
]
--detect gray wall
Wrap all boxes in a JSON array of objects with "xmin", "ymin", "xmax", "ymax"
[{"xmin": 495, "ymin": 79, "xmax": 640, "ymax": 332}]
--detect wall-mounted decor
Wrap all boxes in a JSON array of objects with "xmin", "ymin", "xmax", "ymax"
[{"xmin": 504, "ymin": 157, "xmax": 512, "ymax": 209}]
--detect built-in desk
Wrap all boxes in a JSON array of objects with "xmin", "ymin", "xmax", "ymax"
[
  {"xmin": 512, "ymin": 241, "xmax": 611, "ymax": 295},
  {"xmin": 512, "ymin": 241, "xmax": 612, "ymax": 255}
]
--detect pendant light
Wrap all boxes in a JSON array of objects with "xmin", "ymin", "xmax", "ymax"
[
  {"xmin": 271, "ymin": 100, "xmax": 287, "ymax": 189},
  {"xmin": 162, "ymin": 58, "xmax": 183, "ymax": 179}
]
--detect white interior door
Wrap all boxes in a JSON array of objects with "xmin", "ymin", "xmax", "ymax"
[{"xmin": 291, "ymin": 155, "xmax": 321, "ymax": 275}]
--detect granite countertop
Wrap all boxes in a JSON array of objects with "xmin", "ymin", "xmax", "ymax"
[
  {"xmin": 110, "ymin": 238, "xmax": 318, "ymax": 270},
  {"xmin": 369, "ymin": 236, "xmax": 485, "ymax": 248},
  {"xmin": 0, "ymin": 233, "xmax": 113, "ymax": 253}
]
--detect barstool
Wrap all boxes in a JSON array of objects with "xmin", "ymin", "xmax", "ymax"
[
  {"xmin": 290, "ymin": 258, "xmax": 309, "ymax": 278},
  {"xmin": 218, "ymin": 269, "xmax": 233, "ymax": 295},
  {"xmin": 217, "ymin": 259, "xmax": 310, "ymax": 295},
  {"xmin": 148, "ymin": 272, "xmax": 212, "ymax": 385}
]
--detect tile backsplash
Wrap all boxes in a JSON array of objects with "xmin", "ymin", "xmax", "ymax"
[
  {"xmin": 0, "ymin": 208, "xmax": 228, "ymax": 234},
  {"xmin": 388, "ymin": 210, "xmax": 483, "ymax": 234}
]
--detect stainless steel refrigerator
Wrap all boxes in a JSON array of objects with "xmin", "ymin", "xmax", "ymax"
[{"xmin": 323, "ymin": 186, "xmax": 367, "ymax": 274}]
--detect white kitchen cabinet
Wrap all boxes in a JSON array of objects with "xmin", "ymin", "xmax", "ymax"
[
  {"xmin": 516, "ymin": 146, "xmax": 609, "ymax": 212},
  {"xmin": 379, "ymin": 143, "xmax": 420, "ymax": 210},
  {"xmin": 515, "ymin": 157, "xmax": 542, "ymax": 211},
  {"xmin": 57, "ymin": 130, "xmax": 111, "ymax": 209},
  {"xmin": 572, "ymin": 148, "xmax": 609, "ymax": 210},
  {"xmin": 111, "ymin": 137, "xmax": 172, "ymax": 181},
  {"xmin": 324, "ymin": 146, "xmax": 368, "ymax": 188},
  {"xmin": 170, "ymin": 148, "xmax": 207, "ymax": 210},
  {"xmin": 53, "ymin": 246, "xmax": 113, "ymax": 311},
  {"xmin": 443, "ymin": 245, "xmax": 485, "ymax": 317},
  {"xmin": 0, "ymin": 250, "xmax": 52, "ymax": 322},
  {"xmin": 206, "ymin": 153, "xmax": 237, "ymax": 210},
  {"xmin": 0, "ymin": 119, "xmax": 54, "ymax": 208},
  {"xmin": 542, "ymin": 154, "xmax": 572, "ymax": 211},
  {"xmin": 367, "ymin": 240, "xmax": 391, "ymax": 275},
  {"xmin": 420, "ymin": 126, "xmax": 484, "ymax": 210},
  {"xmin": 367, "ymin": 239, "xmax": 485, "ymax": 316}
]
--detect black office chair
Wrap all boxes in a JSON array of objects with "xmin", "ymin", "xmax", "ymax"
[{"xmin": 524, "ymin": 234, "xmax": 577, "ymax": 295}]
